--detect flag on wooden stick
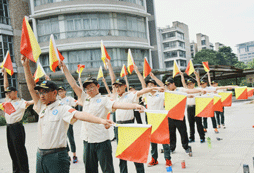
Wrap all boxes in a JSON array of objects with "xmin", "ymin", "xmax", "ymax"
[
  {"xmin": 76, "ymin": 64, "xmax": 85, "ymax": 78},
  {"xmin": 202, "ymin": 61, "xmax": 210, "ymax": 72},
  {"xmin": 127, "ymin": 49, "xmax": 135, "ymax": 74},
  {"xmin": 34, "ymin": 61, "xmax": 46, "ymax": 83},
  {"xmin": 143, "ymin": 57, "xmax": 152, "ymax": 79},
  {"xmin": 173, "ymin": 60, "xmax": 180, "ymax": 78},
  {"xmin": 120, "ymin": 64, "xmax": 128, "ymax": 78},
  {"xmin": 97, "ymin": 66, "xmax": 104, "ymax": 80},
  {"xmin": 101, "ymin": 40, "xmax": 111, "ymax": 69},
  {"xmin": 1, "ymin": 51, "xmax": 14, "ymax": 76},
  {"xmin": 185, "ymin": 60, "xmax": 195, "ymax": 76}
]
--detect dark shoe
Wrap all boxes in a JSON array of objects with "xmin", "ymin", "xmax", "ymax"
[
  {"xmin": 185, "ymin": 146, "xmax": 192, "ymax": 157},
  {"xmin": 200, "ymin": 138, "xmax": 205, "ymax": 143},
  {"xmin": 73, "ymin": 156, "xmax": 78, "ymax": 163},
  {"xmin": 189, "ymin": 138, "xmax": 195, "ymax": 143}
]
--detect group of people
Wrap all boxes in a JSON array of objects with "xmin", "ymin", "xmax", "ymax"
[{"xmin": 1, "ymin": 54, "xmax": 235, "ymax": 173}]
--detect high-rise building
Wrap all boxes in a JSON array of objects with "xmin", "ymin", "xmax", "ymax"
[
  {"xmin": 196, "ymin": 33, "xmax": 214, "ymax": 51},
  {"xmin": 215, "ymin": 42, "xmax": 225, "ymax": 51},
  {"xmin": 190, "ymin": 41, "xmax": 197, "ymax": 59},
  {"xmin": 158, "ymin": 21, "xmax": 191, "ymax": 70},
  {"xmin": 0, "ymin": 0, "xmax": 30, "ymax": 102},
  {"xmin": 30, "ymin": 0, "xmax": 158, "ymax": 90},
  {"xmin": 236, "ymin": 41, "xmax": 254, "ymax": 64}
]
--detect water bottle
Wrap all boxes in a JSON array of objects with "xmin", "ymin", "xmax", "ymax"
[
  {"xmin": 166, "ymin": 166, "xmax": 173, "ymax": 172},
  {"xmin": 207, "ymin": 137, "xmax": 211, "ymax": 149}
]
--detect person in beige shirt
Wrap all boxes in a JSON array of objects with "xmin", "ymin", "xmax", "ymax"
[{"xmin": 21, "ymin": 55, "xmax": 113, "ymax": 173}]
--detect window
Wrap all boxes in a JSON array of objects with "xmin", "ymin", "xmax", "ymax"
[
  {"xmin": 176, "ymin": 32, "xmax": 184, "ymax": 40},
  {"xmin": 163, "ymin": 41, "xmax": 176, "ymax": 49},
  {"xmin": 202, "ymin": 47, "xmax": 206, "ymax": 50},
  {"xmin": 37, "ymin": 17, "xmax": 60, "ymax": 42},
  {"xmin": 165, "ymin": 61, "xmax": 174, "ymax": 68},
  {"xmin": 190, "ymin": 45, "xmax": 193, "ymax": 51},
  {"xmin": 191, "ymin": 53, "xmax": 194, "ymax": 58},
  {"xmin": 178, "ymin": 42, "xmax": 185, "ymax": 48},
  {"xmin": 0, "ymin": 35, "xmax": 14, "ymax": 62},
  {"xmin": 0, "ymin": 0, "xmax": 10, "ymax": 25},
  {"xmin": 180, "ymin": 60, "xmax": 186, "ymax": 67},
  {"xmin": 164, "ymin": 51, "xmax": 177, "ymax": 59},
  {"xmin": 201, "ymin": 40, "xmax": 206, "ymax": 45},
  {"xmin": 179, "ymin": 51, "xmax": 186, "ymax": 58},
  {"xmin": 162, "ymin": 32, "xmax": 175, "ymax": 40}
]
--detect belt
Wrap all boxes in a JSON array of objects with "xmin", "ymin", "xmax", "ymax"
[
  {"xmin": 38, "ymin": 147, "xmax": 67, "ymax": 156},
  {"xmin": 7, "ymin": 121, "xmax": 22, "ymax": 127},
  {"xmin": 116, "ymin": 119, "xmax": 134, "ymax": 124},
  {"xmin": 187, "ymin": 105, "xmax": 195, "ymax": 107}
]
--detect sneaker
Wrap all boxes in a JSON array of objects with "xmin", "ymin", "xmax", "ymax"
[
  {"xmin": 200, "ymin": 138, "xmax": 205, "ymax": 143},
  {"xmin": 214, "ymin": 128, "xmax": 219, "ymax": 134},
  {"xmin": 189, "ymin": 138, "xmax": 195, "ymax": 143},
  {"xmin": 218, "ymin": 125, "xmax": 221, "ymax": 128},
  {"xmin": 204, "ymin": 128, "xmax": 207, "ymax": 133},
  {"xmin": 222, "ymin": 124, "xmax": 226, "ymax": 129},
  {"xmin": 185, "ymin": 146, "xmax": 192, "ymax": 157},
  {"xmin": 148, "ymin": 157, "xmax": 158, "ymax": 167},
  {"xmin": 73, "ymin": 156, "xmax": 78, "ymax": 163},
  {"xmin": 165, "ymin": 159, "xmax": 172, "ymax": 167}
]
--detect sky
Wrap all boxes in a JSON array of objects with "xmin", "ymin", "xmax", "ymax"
[{"xmin": 153, "ymin": 0, "xmax": 254, "ymax": 54}]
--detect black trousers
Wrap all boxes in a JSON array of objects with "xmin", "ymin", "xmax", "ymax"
[
  {"xmin": 134, "ymin": 110, "xmax": 142, "ymax": 124},
  {"xmin": 215, "ymin": 107, "xmax": 225, "ymax": 125},
  {"xmin": 203, "ymin": 116, "xmax": 217, "ymax": 129},
  {"xmin": 7, "ymin": 122, "xmax": 29, "ymax": 173},
  {"xmin": 187, "ymin": 105, "xmax": 205, "ymax": 140},
  {"xmin": 168, "ymin": 117, "xmax": 189, "ymax": 151},
  {"xmin": 67, "ymin": 124, "xmax": 76, "ymax": 153}
]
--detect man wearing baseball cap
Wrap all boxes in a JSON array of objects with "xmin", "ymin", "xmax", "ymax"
[
  {"xmin": 1, "ymin": 68, "xmax": 34, "ymax": 173},
  {"xmin": 22, "ymin": 55, "xmax": 113, "ymax": 173}
]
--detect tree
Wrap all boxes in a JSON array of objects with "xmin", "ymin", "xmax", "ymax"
[{"xmin": 193, "ymin": 49, "xmax": 218, "ymax": 65}]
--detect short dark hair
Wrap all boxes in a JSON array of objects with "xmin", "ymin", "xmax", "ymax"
[{"xmin": 83, "ymin": 77, "xmax": 98, "ymax": 88}]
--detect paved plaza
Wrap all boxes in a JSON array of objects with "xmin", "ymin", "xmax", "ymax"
[{"xmin": 0, "ymin": 98, "xmax": 254, "ymax": 173}]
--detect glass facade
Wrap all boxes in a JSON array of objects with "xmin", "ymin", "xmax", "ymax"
[
  {"xmin": 0, "ymin": 34, "xmax": 14, "ymax": 62},
  {"xmin": 34, "ymin": 0, "xmax": 144, "ymax": 7},
  {"xmin": 165, "ymin": 60, "xmax": 186, "ymax": 68},
  {"xmin": 37, "ymin": 13, "xmax": 147, "ymax": 42},
  {"xmin": 0, "ymin": 0, "xmax": 10, "ymax": 25},
  {"xmin": 40, "ymin": 48, "xmax": 148, "ymax": 73}
]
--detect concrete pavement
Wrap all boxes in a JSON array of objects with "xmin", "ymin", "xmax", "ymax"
[{"xmin": 0, "ymin": 98, "xmax": 254, "ymax": 173}]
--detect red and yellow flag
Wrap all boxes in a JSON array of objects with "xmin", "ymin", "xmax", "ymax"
[
  {"xmin": 143, "ymin": 57, "xmax": 152, "ymax": 78},
  {"xmin": 0, "ymin": 102, "xmax": 16, "ymax": 115},
  {"xmin": 165, "ymin": 91, "xmax": 187, "ymax": 120},
  {"xmin": 106, "ymin": 112, "xmax": 111, "ymax": 120},
  {"xmin": 127, "ymin": 49, "xmax": 135, "ymax": 74},
  {"xmin": 247, "ymin": 88, "xmax": 254, "ymax": 97},
  {"xmin": 185, "ymin": 60, "xmax": 195, "ymax": 76},
  {"xmin": 173, "ymin": 60, "xmax": 180, "ymax": 78},
  {"xmin": 202, "ymin": 61, "xmax": 210, "ymax": 72},
  {"xmin": 97, "ymin": 66, "xmax": 104, "ymax": 80},
  {"xmin": 49, "ymin": 34, "xmax": 64, "ymax": 72},
  {"xmin": 115, "ymin": 124, "xmax": 151, "ymax": 163},
  {"xmin": 76, "ymin": 64, "xmax": 85, "ymax": 78},
  {"xmin": 1, "ymin": 51, "xmax": 14, "ymax": 76},
  {"xmin": 20, "ymin": 16, "xmax": 41, "ymax": 62},
  {"xmin": 146, "ymin": 110, "xmax": 169, "ymax": 144},
  {"xmin": 218, "ymin": 91, "xmax": 232, "ymax": 107},
  {"xmin": 101, "ymin": 40, "xmax": 111, "ymax": 69},
  {"xmin": 212, "ymin": 94, "xmax": 223, "ymax": 112},
  {"xmin": 33, "ymin": 62, "xmax": 46, "ymax": 83},
  {"xmin": 195, "ymin": 96, "xmax": 214, "ymax": 117},
  {"xmin": 120, "ymin": 64, "xmax": 128, "ymax": 78},
  {"xmin": 235, "ymin": 87, "xmax": 247, "ymax": 100}
]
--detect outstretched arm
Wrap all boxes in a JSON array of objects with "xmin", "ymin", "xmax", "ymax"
[
  {"xmin": 180, "ymin": 71, "xmax": 187, "ymax": 88},
  {"xmin": 59, "ymin": 61, "xmax": 83, "ymax": 99},
  {"xmin": 2, "ymin": 68, "xmax": 9, "ymax": 91},
  {"xmin": 134, "ymin": 64, "xmax": 146, "ymax": 89},
  {"xmin": 106, "ymin": 59, "xmax": 116, "ymax": 85},
  {"xmin": 150, "ymin": 72, "xmax": 165, "ymax": 88},
  {"xmin": 207, "ymin": 71, "xmax": 212, "ymax": 86},
  {"xmin": 112, "ymin": 102, "xmax": 145, "ymax": 111},
  {"xmin": 194, "ymin": 71, "xmax": 201, "ymax": 88},
  {"xmin": 78, "ymin": 77, "xmax": 83, "ymax": 91},
  {"xmin": 136, "ymin": 87, "xmax": 164, "ymax": 98},
  {"xmin": 21, "ymin": 55, "xmax": 40, "ymax": 104},
  {"xmin": 102, "ymin": 77, "xmax": 111, "ymax": 95},
  {"xmin": 124, "ymin": 75, "xmax": 129, "ymax": 92}
]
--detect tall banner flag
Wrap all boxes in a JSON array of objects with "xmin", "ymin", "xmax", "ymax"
[
  {"xmin": 120, "ymin": 64, "xmax": 128, "ymax": 78},
  {"xmin": 146, "ymin": 110, "xmax": 170, "ymax": 144},
  {"xmin": 247, "ymin": 87, "xmax": 254, "ymax": 97},
  {"xmin": 195, "ymin": 95, "xmax": 214, "ymax": 117},
  {"xmin": 33, "ymin": 61, "xmax": 46, "ymax": 83},
  {"xmin": 143, "ymin": 57, "xmax": 152, "ymax": 79},
  {"xmin": 76, "ymin": 64, "xmax": 85, "ymax": 78},
  {"xmin": 173, "ymin": 60, "xmax": 180, "ymax": 78},
  {"xmin": 202, "ymin": 61, "xmax": 210, "ymax": 72},
  {"xmin": 49, "ymin": 34, "xmax": 64, "ymax": 72},
  {"xmin": 208, "ymin": 94, "xmax": 223, "ymax": 112},
  {"xmin": 127, "ymin": 49, "xmax": 135, "ymax": 74},
  {"xmin": 235, "ymin": 87, "xmax": 247, "ymax": 100},
  {"xmin": 218, "ymin": 91, "xmax": 232, "ymax": 107},
  {"xmin": 115, "ymin": 124, "xmax": 152, "ymax": 163},
  {"xmin": 185, "ymin": 60, "xmax": 195, "ymax": 76},
  {"xmin": 0, "ymin": 102, "xmax": 16, "ymax": 115},
  {"xmin": 1, "ymin": 51, "xmax": 14, "ymax": 76},
  {"xmin": 165, "ymin": 91, "xmax": 187, "ymax": 120},
  {"xmin": 101, "ymin": 40, "xmax": 111, "ymax": 69},
  {"xmin": 97, "ymin": 66, "xmax": 104, "ymax": 80},
  {"xmin": 20, "ymin": 16, "xmax": 41, "ymax": 62}
]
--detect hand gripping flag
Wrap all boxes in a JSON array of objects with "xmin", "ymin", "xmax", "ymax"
[
  {"xmin": 173, "ymin": 60, "xmax": 180, "ymax": 78},
  {"xmin": 146, "ymin": 110, "xmax": 170, "ymax": 144},
  {"xmin": 127, "ymin": 49, "xmax": 135, "ymax": 74},
  {"xmin": 207, "ymin": 94, "xmax": 223, "ymax": 112},
  {"xmin": 195, "ymin": 95, "xmax": 214, "ymax": 117},
  {"xmin": 247, "ymin": 88, "xmax": 254, "ymax": 97},
  {"xmin": 49, "ymin": 34, "xmax": 64, "ymax": 72},
  {"xmin": 76, "ymin": 64, "xmax": 85, "ymax": 78},
  {"xmin": 165, "ymin": 91, "xmax": 187, "ymax": 120},
  {"xmin": 115, "ymin": 124, "xmax": 151, "ymax": 163},
  {"xmin": 218, "ymin": 91, "xmax": 232, "ymax": 107},
  {"xmin": 235, "ymin": 87, "xmax": 247, "ymax": 100},
  {"xmin": 185, "ymin": 60, "xmax": 195, "ymax": 76},
  {"xmin": 34, "ymin": 61, "xmax": 46, "ymax": 83},
  {"xmin": 202, "ymin": 61, "xmax": 210, "ymax": 72},
  {"xmin": 97, "ymin": 66, "xmax": 104, "ymax": 80},
  {"xmin": 0, "ymin": 102, "xmax": 16, "ymax": 115},
  {"xmin": 20, "ymin": 16, "xmax": 41, "ymax": 62},
  {"xmin": 101, "ymin": 40, "xmax": 111, "ymax": 69},
  {"xmin": 120, "ymin": 64, "xmax": 128, "ymax": 78},
  {"xmin": 143, "ymin": 57, "xmax": 152, "ymax": 78},
  {"xmin": 1, "ymin": 51, "xmax": 14, "ymax": 76}
]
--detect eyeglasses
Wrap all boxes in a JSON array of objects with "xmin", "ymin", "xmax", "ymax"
[
  {"xmin": 85, "ymin": 86, "xmax": 95, "ymax": 92},
  {"xmin": 38, "ymin": 90, "xmax": 54, "ymax": 95}
]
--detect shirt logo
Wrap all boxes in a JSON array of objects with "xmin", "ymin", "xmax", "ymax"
[
  {"xmin": 15, "ymin": 102, "xmax": 19, "ymax": 106},
  {"xmin": 156, "ymin": 94, "xmax": 159, "ymax": 97},
  {"xmin": 96, "ymin": 99, "xmax": 102, "ymax": 103},
  {"xmin": 124, "ymin": 95, "xmax": 128, "ymax": 99},
  {"xmin": 52, "ymin": 109, "xmax": 58, "ymax": 115},
  {"xmin": 66, "ymin": 99, "xmax": 69, "ymax": 102}
]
